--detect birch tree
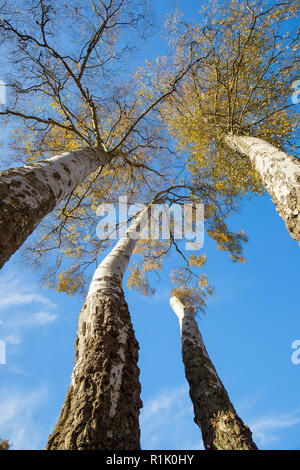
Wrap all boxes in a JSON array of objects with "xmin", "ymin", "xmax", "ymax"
[
  {"xmin": 47, "ymin": 205, "xmax": 150, "ymax": 450},
  {"xmin": 170, "ymin": 293, "xmax": 257, "ymax": 450},
  {"xmin": 224, "ymin": 135, "xmax": 300, "ymax": 244},
  {"xmin": 0, "ymin": 0, "xmax": 143, "ymax": 268},
  {"xmin": 45, "ymin": 178, "xmax": 250, "ymax": 449},
  {"xmin": 0, "ymin": 0, "xmax": 198, "ymax": 269},
  {"xmin": 128, "ymin": 217, "xmax": 253, "ymax": 450},
  {"xmin": 160, "ymin": 0, "xmax": 300, "ymax": 243}
]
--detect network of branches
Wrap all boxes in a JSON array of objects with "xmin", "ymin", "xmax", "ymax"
[{"xmin": 0, "ymin": 0, "xmax": 298, "ymax": 312}]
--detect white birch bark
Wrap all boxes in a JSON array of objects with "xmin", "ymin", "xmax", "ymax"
[
  {"xmin": 47, "ymin": 207, "xmax": 149, "ymax": 450},
  {"xmin": 87, "ymin": 206, "xmax": 149, "ymax": 298},
  {"xmin": 73, "ymin": 206, "xmax": 149, "ymax": 386},
  {"xmin": 170, "ymin": 295, "xmax": 257, "ymax": 450},
  {"xmin": 0, "ymin": 146, "xmax": 110, "ymax": 268},
  {"xmin": 225, "ymin": 134, "xmax": 300, "ymax": 244}
]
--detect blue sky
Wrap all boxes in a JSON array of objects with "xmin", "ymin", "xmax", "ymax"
[
  {"xmin": 0, "ymin": 0, "xmax": 299, "ymax": 451},
  {"xmin": 0, "ymin": 192, "xmax": 299, "ymax": 450}
]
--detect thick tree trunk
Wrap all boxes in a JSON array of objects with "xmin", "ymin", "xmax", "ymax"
[
  {"xmin": 46, "ymin": 283, "xmax": 142, "ymax": 450},
  {"xmin": 0, "ymin": 147, "xmax": 109, "ymax": 269},
  {"xmin": 170, "ymin": 296, "xmax": 257, "ymax": 450},
  {"xmin": 225, "ymin": 134, "xmax": 300, "ymax": 244},
  {"xmin": 47, "ymin": 208, "xmax": 148, "ymax": 450}
]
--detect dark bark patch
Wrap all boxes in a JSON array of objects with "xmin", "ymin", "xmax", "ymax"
[
  {"xmin": 9, "ymin": 180, "xmax": 22, "ymax": 188},
  {"xmin": 52, "ymin": 172, "xmax": 61, "ymax": 180},
  {"xmin": 61, "ymin": 164, "xmax": 71, "ymax": 175},
  {"xmin": 0, "ymin": 169, "xmax": 56, "ymax": 269}
]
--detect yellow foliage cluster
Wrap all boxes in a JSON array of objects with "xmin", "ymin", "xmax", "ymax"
[
  {"xmin": 56, "ymin": 269, "xmax": 84, "ymax": 296},
  {"xmin": 158, "ymin": 0, "xmax": 298, "ymax": 203},
  {"xmin": 0, "ymin": 439, "xmax": 11, "ymax": 450}
]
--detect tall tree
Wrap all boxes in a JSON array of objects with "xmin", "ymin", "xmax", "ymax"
[
  {"xmin": 47, "ymin": 205, "xmax": 149, "ymax": 450},
  {"xmin": 170, "ymin": 293, "xmax": 257, "ymax": 450},
  {"xmin": 0, "ymin": 0, "xmax": 251, "ymax": 289},
  {"xmin": 159, "ymin": 0, "xmax": 300, "ymax": 243},
  {"xmin": 224, "ymin": 135, "xmax": 300, "ymax": 243},
  {"xmin": 0, "ymin": 0, "xmax": 196, "ymax": 269},
  {"xmin": 46, "ymin": 182, "xmax": 248, "ymax": 448}
]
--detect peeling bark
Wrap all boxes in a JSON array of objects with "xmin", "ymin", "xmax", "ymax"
[
  {"xmin": 170, "ymin": 296, "xmax": 257, "ymax": 450},
  {"xmin": 225, "ymin": 134, "xmax": 300, "ymax": 244},
  {"xmin": 0, "ymin": 146, "xmax": 109, "ymax": 269},
  {"xmin": 47, "ymin": 208, "xmax": 148, "ymax": 450}
]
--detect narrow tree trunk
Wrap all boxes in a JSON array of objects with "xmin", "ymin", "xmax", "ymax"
[
  {"xmin": 0, "ymin": 146, "xmax": 110, "ymax": 269},
  {"xmin": 47, "ymin": 208, "xmax": 148, "ymax": 450},
  {"xmin": 225, "ymin": 134, "xmax": 300, "ymax": 244},
  {"xmin": 170, "ymin": 295, "xmax": 257, "ymax": 450}
]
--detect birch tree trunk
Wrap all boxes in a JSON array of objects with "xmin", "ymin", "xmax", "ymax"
[
  {"xmin": 225, "ymin": 134, "xmax": 300, "ymax": 244},
  {"xmin": 47, "ymin": 208, "xmax": 149, "ymax": 450},
  {"xmin": 170, "ymin": 295, "xmax": 257, "ymax": 450},
  {"xmin": 0, "ymin": 147, "xmax": 110, "ymax": 269}
]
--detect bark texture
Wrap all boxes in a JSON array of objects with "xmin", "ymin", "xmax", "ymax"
[
  {"xmin": 170, "ymin": 296, "xmax": 257, "ymax": 450},
  {"xmin": 0, "ymin": 147, "xmax": 108, "ymax": 269},
  {"xmin": 225, "ymin": 134, "xmax": 300, "ymax": 244},
  {"xmin": 47, "ymin": 207, "xmax": 149, "ymax": 450},
  {"xmin": 47, "ymin": 279, "xmax": 142, "ymax": 450}
]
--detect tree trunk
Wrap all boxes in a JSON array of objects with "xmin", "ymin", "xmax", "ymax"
[
  {"xmin": 225, "ymin": 134, "xmax": 300, "ymax": 244},
  {"xmin": 47, "ymin": 208, "xmax": 148, "ymax": 450},
  {"xmin": 170, "ymin": 295, "xmax": 258, "ymax": 450},
  {"xmin": 0, "ymin": 146, "xmax": 109, "ymax": 269}
]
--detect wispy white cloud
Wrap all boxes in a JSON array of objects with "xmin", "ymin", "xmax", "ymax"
[
  {"xmin": 141, "ymin": 384, "xmax": 204, "ymax": 450},
  {"xmin": 141, "ymin": 387, "xmax": 300, "ymax": 450},
  {"xmin": 0, "ymin": 292, "xmax": 56, "ymax": 310},
  {"xmin": 235, "ymin": 393, "xmax": 300, "ymax": 448},
  {"xmin": 236, "ymin": 394, "xmax": 261, "ymax": 413},
  {"xmin": 2, "ymin": 333, "xmax": 22, "ymax": 345},
  {"xmin": 5, "ymin": 364, "xmax": 32, "ymax": 376},
  {"xmin": 141, "ymin": 384, "xmax": 188, "ymax": 423},
  {"xmin": 250, "ymin": 409, "xmax": 300, "ymax": 446},
  {"xmin": 6, "ymin": 311, "xmax": 58, "ymax": 330},
  {"xmin": 0, "ymin": 270, "xmax": 58, "ymax": 348},
  {"xmin": 0, "ymin": 271, "xmax": 56, "ymax": 310},
  {"xmin": 32, "ymin": 311, "xmax": 57, "ymax": 325},
  {"xmin": 0, "ymin": 385, "xmax": 49, "ymax": 450}
]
